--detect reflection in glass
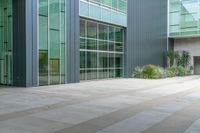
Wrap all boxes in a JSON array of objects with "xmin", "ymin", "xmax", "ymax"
[{"xmin": 38, "ymin": 0, "xmax": 66, "ymax": 85}]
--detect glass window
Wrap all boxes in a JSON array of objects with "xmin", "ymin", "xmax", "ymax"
[
  {"xmin": 0, "ymin": 0, "xmax": 13, "ymax": 85},
  {"xmin": 80, "ymin": 19, "xmax": 86, "ymax": 37},
  {"xmin": 99, "ymin": 52, "xmax": 108, "ymax": 68},
  {"xmin": 109, "ymin": 26, "xmax": 115, "ymax": 41},
  {"xmin": 87, "ymin": 52, "xmax": 97, "ymax": 68},
  {"xmin": 49, "ymin": 0, "xmax": 59, "ymax": 29},
  {"xmin": 87, "ymin": 39, "xmax": 97, "ymax": 50},
  {"xmin": 39, "ymin": 50, "xmax": 48, "ymax": 85},
  {"xmin": 80, "ymin": 38, "xmax": 86, "ymax": 49},
  {"xmin": 115, "ymin": 28, "xmax": 123, "ymax": 42},
  {"xmin": 39, "ymin": 16, "xmax": 48, "ymax": 50},
  {"xmin": 87, "ymin": 70, "xmax": 97, "ymax": 80},
  {"xmin": 38, "ymin": 0, "xmax": 66, "ymax": 85},
  {"xmin": 80, "ymin": 51, "xmax": 86, "ymax": 68},
  {"xmin": 99, "ymin": 24, "xmax": 108, "ymax": 40},
  {"xmin": 80, "ymin": 19, "xmax": 124, "ymax": 81},
  {"xmin": 50, "ymin": 59, "xmax": 60, "ymax": 84},
  {"xmin": 115, "ymin": 54, "xmax": 123, "ymax": 68},
  {"xmin": 87, "ymin": 21, "xmax": 97, "ymax": 39},
  {"xmin": 115, "ymin": 43, "xmax": 123, "ymax": 52},
  {"xmin": 99, "ymin": 41, "xmax": 108, "ymax": 51}
]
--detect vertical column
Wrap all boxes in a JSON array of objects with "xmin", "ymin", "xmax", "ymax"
[
  {"xmin": 66, "ymin": 0, "xmax": 80, "ymax": 83},
  {"xmin": 13, "ymin": 0, "xmax": 38, "ymax": 87}
]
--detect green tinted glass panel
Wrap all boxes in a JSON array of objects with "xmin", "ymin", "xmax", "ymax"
[
  {"xmin": 39, "ymin": 16, "xmax": 48, "ymax": 50},
  {"xmin": 169, "ymin": 0, "xmax": 200, "ymax": 37},
  {"xmin": 39, "ymin": 0, "xmax": 66, "ymax": 85},
  {"xmin": 39, "ymin": 50, "xmax": 48, "ymax": 85},
  {"xmin": 0, "ymin": 0, "xmax": 13, "ymax": 85}
]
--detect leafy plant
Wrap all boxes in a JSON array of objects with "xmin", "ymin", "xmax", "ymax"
[
  {"xmin": 166, "ymin": 66, "xmax": 177, "ymax": 77},
  {"xmin": 133, "ymin": 66, "xmax": 144, "ymax": 78},
  {"xmin": 167, "ymin": 49, "xmax": 175, "ymax": 67},
  {"xmin": 142, "ymin": 65, "xmax": 161, "ymax": 79},
  {"xmin": 180, "ymin": 51, "xmax": 191, "ymax": 67},
  {"xmin": 176, "ymin": 66, "xmax": 186, "ymax": 76},
  {"xmin": 174, "ymin": 51, "xmax": 181, "ymax": 66}
]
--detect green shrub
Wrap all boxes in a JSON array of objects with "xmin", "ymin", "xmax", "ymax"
[
  {"xmin": 176, "ymin": 66, "xmax": 186, "ymax": 76},
  {"xmin": 133, "ymin": 66, "xmax": 144, "ymax": 78},
  {"xmin": 157, "ymin": 67, "xmax": 168, "ymax": 78},
  {"xmin": 166, "ymin": 66, "xmax": 177, "ymax": 77},
  {"xmin": 142, "ymin": 65, "xmax": 161, "ymax": 79},
  {"xmin": 186, "ymin": 66, "xmax": 193, "ymax": 75}
]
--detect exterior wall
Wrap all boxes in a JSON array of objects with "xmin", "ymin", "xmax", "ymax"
[
  {"xmin": 174, "ymin": 38, "xmax": 200, "ymax": 69},
  {"xmin": 79, "ymin": 0, "xmax": 127, "ymax": 27},
  {"xmin": 125, "ymin": 0, "xmax": 168, "ymax": 77},
  {"xmin": 66, "ymin": 0, "xmax": 80, "ymax": 83}
]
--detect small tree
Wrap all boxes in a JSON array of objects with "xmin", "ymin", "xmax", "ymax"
[
  {"xmin": 180, "ymin": 51, "xmax": 191, "ymax": 67},
  {"xmin": 174, "ymin": 51, "xmax": 181, "ymax": 66},
  {"xmin": 166, "ymin": 49, "xmax": 174, "ymax": 67}
]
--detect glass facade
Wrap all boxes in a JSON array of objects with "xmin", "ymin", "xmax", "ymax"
[
  {"xmin": 38, "ymin": 0, "xmax": 66, "ymax": 85},
  {"xmin": 80, "ymin": 0, "xmax": 127, "ymax": 27},
  {"xmin": 0, "ymin": 0, "xmax": 13, "ymax": 85},
  {"xmin": 88, "ymin": 0, "xmax": 127, "ymax": 13},
  {"xmin": 169, "ymin": 0, "xmax": 200, "ymax": 37},
  {"xmin": 80, "ymin": 19, "xmax": 124, "ymax": 80}
]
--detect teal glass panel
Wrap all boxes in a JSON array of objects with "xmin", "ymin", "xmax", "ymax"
[
  {"xmin": 80, "ymin": 1, "xmax": 89, "ymax": 16},
  {"xmin": 169, "ymin": 0, "xmax": 200, "ymax": 37},
  {"xmin": 0, "ymin": 0, "xmax": 13, "ymax": 85},
  {"xmin": 102, "ymin": 8, "xmax": 111, "ymax": 22},
  {"xmin": 90, "ymin": 4, "xmax": 101, "ymax": 20},
  {"xmin": 50, "ymin": 30, "xmax": 60, "ymax": 59},
  {"xmin": 79, "ymin": 0, "xmax": 127, "ymax": 27},
  {"xmin": 39, "ymin": 16, "xmax": 48, "ymax": 50},
  {"xmin": 38, "ymin": 0, "xmax": 66, "ymax": 85},
  {"xmin": 49, "ymin": 0, "xmax": 59, "ymax": 29},
  {"xmin": 39, "ymin": 0, "xmax": 48, "ymax": 16}
]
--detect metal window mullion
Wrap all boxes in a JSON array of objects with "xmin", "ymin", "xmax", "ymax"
[
  {"xmin": 97, "ymin": 23, "xmax": 99, "ymax": 79},
  {"xmin": 114, "ymin": 27, "xmax": 116, "ymax": 77},
  {"xmin": 59, "ymin": 0, "xmax": 61, "ymax": 84},
  {"xmin": 85, "ymin": 20, "xmax": 87, "ymax": 80},
  {"xmin": 47, "ymin": 0, "xmax": 50, "ymax": 85},
  {"xmin": 107, "ymin": 26, "xmax": 109, "ymax": 78}
]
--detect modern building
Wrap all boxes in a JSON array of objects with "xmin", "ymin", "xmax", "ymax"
[
  {"xmin": 0, "ymin": 0, "xmax": 199, "ymax": 87},
  {"xmin": 169, "ymin": 0, "xmax": 200, "ymax": 74}
]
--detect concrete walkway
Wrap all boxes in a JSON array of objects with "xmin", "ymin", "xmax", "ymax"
[{"xmin": 0, "ymin": 76, "xmax": 200, "ymax": 133}]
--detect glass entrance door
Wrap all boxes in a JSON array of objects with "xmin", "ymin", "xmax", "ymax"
[{"xmin": 0, "ymin": 0, "xmax": 13, "ymax": 85}]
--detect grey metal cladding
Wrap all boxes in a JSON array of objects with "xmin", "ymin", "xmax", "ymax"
[
  {"xmin": 13, "ymin": 0, "xmax": 37, "ymax": 87},
  {"xmin": 66, "ymin": 0, "xmax": 80, "ymax": 83},
  {"xmin": 125, "ymin": 0, "xmax": 168, "ymax": 77}
]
